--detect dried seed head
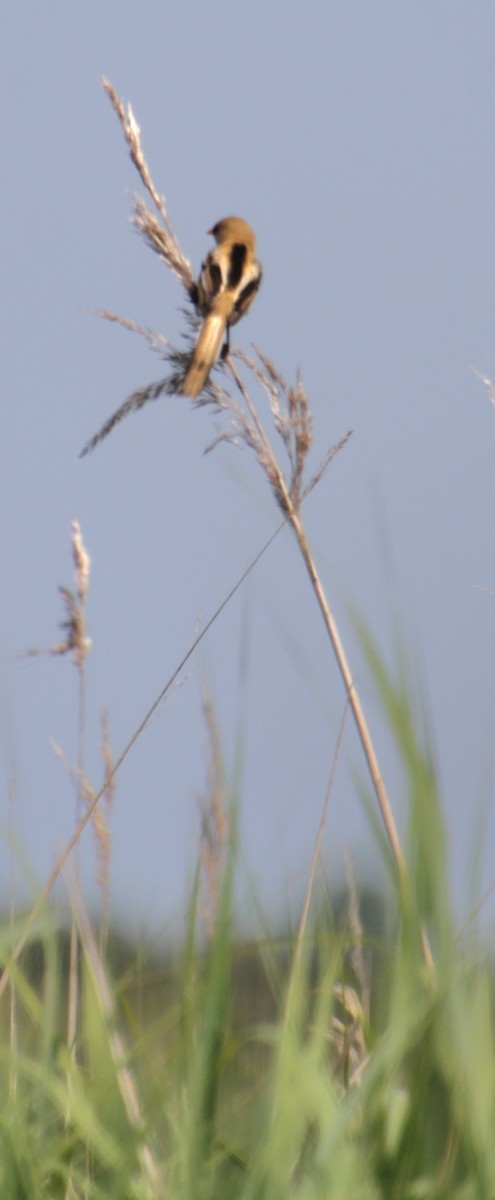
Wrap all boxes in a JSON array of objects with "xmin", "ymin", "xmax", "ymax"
[{"xmin": 72, "ymin": 519, "xmax": 91, "ymax": 603}]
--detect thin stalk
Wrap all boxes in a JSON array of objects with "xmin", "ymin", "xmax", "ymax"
[{"xmin": 228, "ymin": 359, "xmax": 405, "ymax": 880}]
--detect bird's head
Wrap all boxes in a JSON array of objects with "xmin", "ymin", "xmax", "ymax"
[{"xmin": 208, "ymin": 216, "xmax": 256, "ymax": 250}]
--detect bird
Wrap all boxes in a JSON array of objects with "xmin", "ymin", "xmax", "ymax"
[{"xmin": 182, "ymin": 216, "xmax": 262, "ymax": 398}]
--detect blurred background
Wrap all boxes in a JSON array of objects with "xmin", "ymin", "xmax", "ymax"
[{"xmin": 1, "ymin": 3, "xmax": 494, "ymax": 941}]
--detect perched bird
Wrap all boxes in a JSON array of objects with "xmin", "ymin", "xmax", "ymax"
[{"xmin": 182, "ymin": 216, "xmax": 262, "ymax": 398}]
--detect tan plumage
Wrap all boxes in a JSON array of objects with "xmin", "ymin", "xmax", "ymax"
[{"xmin": 182, "ymin": 217, "xmax": 262, "ymax": 398}]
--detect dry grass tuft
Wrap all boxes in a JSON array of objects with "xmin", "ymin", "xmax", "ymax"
[
  {"xmin": 23, "ymin": 519, "xmax": 92, "ymax": 666},
  {"xmin": 81, "ymin": 79, "xmax": 351, "ymax": 506}
]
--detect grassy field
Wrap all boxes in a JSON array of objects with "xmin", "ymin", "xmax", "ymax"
[{"xmin": 1, "ymin": 639, "xmax": 494, "ymax": 1199}]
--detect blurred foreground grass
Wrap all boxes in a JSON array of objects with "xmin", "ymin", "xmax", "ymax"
[{"xmin": 1, "ymin": 652, "xmax": 494, "ymax": 1200}]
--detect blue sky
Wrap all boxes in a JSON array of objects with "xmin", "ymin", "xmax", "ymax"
[{"xmin": 2, "ymin": 4, "xmax": 495, "ymax": 939}]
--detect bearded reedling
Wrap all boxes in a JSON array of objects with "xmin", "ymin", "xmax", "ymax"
[{"xmin": 183, "ymin": 217, "xmax": 262, "ymax": 398}]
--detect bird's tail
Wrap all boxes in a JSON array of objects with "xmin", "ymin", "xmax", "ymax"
[{"xmin": 182, "ymin": 313, "xmax": 226, "ymax": 398}]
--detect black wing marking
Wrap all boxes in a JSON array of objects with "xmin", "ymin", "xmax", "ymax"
[
  {"xmin": 231, "ymin": 265, "xmax": 263, "ymax": 324},
  {"xmin": 227, "ymin": 242, "xmax": 248, "ymax": 289},
  {"xmin": 207, "ymin": 260, "xmax": 223, "ymax": 297}
]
